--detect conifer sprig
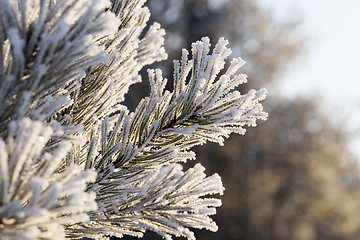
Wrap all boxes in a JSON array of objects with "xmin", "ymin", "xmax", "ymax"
[
  {"xmin": 0, "ymin": 0, "xmax": 119, "ymax": 133},
  {"xmin": 0, "ymin": 0, "xmax": 267, "ymax": 239},
  {"xmin": 79, "ymin": 37, "xmax": 267, "ymax": 239},
  {"xmin": 91, "ymin": 37, "xmax": 267, "ymax": 175},
  {"xmin": 0, "ymin": 118, "xmax": 97, "ymax": 239}
]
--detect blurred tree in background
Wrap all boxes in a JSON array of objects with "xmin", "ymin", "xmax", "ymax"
[
  {"xmin": 120, "ymin": 0, "xmax": 360, "ymax": 240},
  {"xmin": 192, "ymin": 97, "xmax": 360, "ymax": 240}
]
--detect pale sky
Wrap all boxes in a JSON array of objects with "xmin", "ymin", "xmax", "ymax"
[
  {"xmin": 259, "ymin": 0, "xmax": 360, "ymax": 156},
  {"xmin": 260, "ymin": 0, "xmax": 360, "ymax": 102}
]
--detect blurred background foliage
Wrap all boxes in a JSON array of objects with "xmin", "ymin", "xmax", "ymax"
[{"xmin": 118, "ymin": 0, "xmax": 360, "ymax": 239}]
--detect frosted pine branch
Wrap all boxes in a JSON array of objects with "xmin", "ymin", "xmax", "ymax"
[
  {"xmin": 68, "ymin": 163, "xmax": 224, "ymax": 240},
  {"xmin": 92, "ymin": 37, "xmax": 267, "ymax": 175},
  {"xmin": 0, "ymin": 118, "xmax": 97, "ymax": 239},
  {"xmin": 0, "ymin": 0, "xmax": 119, "ymax": 132},
  {"xmin": 79, "ymin": 37, "xmax": 267, "ymax": 240},
  {"xmin": 68, "ymin": 0, "xmax": 167, "ymax": 135},
  {"xmin": 0, "ymin": 0, "xmax": 268, "ymax": 239}
]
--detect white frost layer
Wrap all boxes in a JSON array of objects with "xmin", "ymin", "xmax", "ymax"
[{"xmin": 0, "ymin": 119, "xmax": 97, "ymax": 239}]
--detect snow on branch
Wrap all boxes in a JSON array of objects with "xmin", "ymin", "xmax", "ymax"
[
  {"xmin": 0, "ymin": 0, "xmax": 119, "ymax": 132},
  {"xmin": 0, "ymin": 118, "xmax": 97, "ymax": 239},
  {"xmin": 93, "ymin": 37, "xmax": 267, "ymax": 174},
  {"xmin": 0, "ymin": 0, "xmax": 268, "ymax": 239},
  {"xmin": 78, "ymin": 37, "xmax": 267, "ymax": 239},
  {"xmin": 69, "ymin": 163, "xmax": 224, "ymax": 240},
  {"xmin": 68, "ymin": 0, "xmax": 167, "ymax": 135}
]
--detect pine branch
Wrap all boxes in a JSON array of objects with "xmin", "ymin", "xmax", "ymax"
[
  {"xmin": 0, "ymin": 0, "xmax": 268, "ymax": 239},
  {"xmin": 0, "ymin": 118, "xmax": 97, "ymax": 239},
  {"xmin": 0, "ymin": 0, "xmax": 119, "ymax": 133},
  {"xmin": 67, "ymin": 0, "xmax": 167, "ymax": 135},
  {"xmin": 68, "ymin": 163, "xmax": 224, "ymax": 240},
  {"xmin": 92, "ymin": 37, "xmax": 267, "ymax": 175},
  {"xmin": 79, "ymin": 37, "xmax": 267, "ymax": 239}
]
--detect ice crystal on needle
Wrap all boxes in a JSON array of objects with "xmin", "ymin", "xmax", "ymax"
[{"xmin": 0, "ymin": 0, "xmax": 267, "ymax": 239}]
